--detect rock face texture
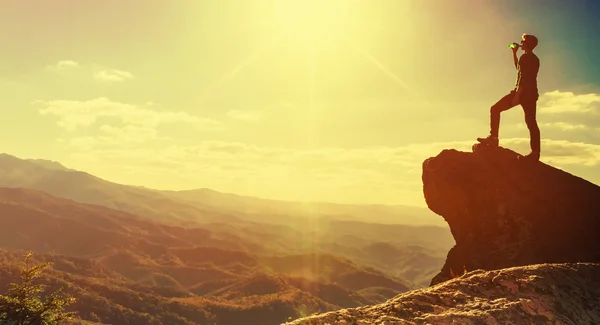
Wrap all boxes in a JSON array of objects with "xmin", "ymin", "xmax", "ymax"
[
  {"xmin": 283, "ymin": 263, "xmax": 600, "ymax": 325},
  {"xmin": 423, "ymin": 146, "xmax": 600, "ymax": 285}
]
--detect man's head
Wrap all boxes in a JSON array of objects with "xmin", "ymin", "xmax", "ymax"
[{"xmin": 521, "ymin": 33, "xmax": 538, "ymax": 52}]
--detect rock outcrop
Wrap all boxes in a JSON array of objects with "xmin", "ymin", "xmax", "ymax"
[
  {"xmin": 282, "ymin": 146, "xmax": 600, "ymax": 324},
  {"xmin": 423, "ymin": 146, "xmax": 600, "ymax": 285},
  {"xmin": 283, "ymin": 263, "xmax": 600, "ymax": 325}
]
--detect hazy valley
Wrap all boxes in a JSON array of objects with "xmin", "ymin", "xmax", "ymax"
[{"xmin": 0, "ymin": 153, "xmax": 452, "ymax": 324}]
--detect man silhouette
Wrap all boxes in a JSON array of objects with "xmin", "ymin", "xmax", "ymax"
[{"xmin": 477, "ymin": 33, "xmax": 541, "ymax": 161}]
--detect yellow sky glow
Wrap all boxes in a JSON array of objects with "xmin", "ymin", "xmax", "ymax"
[{"xmin": 1, "ymin": 0, "xmax": 599, "ymax": 207}]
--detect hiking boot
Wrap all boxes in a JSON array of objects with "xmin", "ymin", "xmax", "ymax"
[{"xmin": 477, "ymin": 135, "xmax": 499, "ymax": 147}]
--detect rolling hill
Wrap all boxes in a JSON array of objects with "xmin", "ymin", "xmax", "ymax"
[{"xmin": 0, "ymin": 187, "xmax": 435, "ymax": 324}]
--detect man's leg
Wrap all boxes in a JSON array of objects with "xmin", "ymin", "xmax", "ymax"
[
  {"xmin": 521, "ymin": 98, "xmax": 541, "ymax": 159},
  {"xmin": 478, "ymin": 91, "xmax": 519, "ymax": 145}
]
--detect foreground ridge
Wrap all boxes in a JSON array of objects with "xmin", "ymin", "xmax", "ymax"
[{"xmin": 283, "ymin": 263, "xmax": 600, "ymax": 324}]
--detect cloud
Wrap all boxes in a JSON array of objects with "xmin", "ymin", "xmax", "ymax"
[
  {"xmin": 59, "ymin": 137, "xmax": 600, "ymax": 205},
  {"xmin": 36, "ymin": 97, "xmax": 222, "ymax": 132},
  {"xmin": 98, "ymin": 124, "xmax": 160, "ymax": 144},
  {"xmin": 46, "ymin": 60, "xmax": 79, "ymax": 71},
  {"xmin": 539, "ymin": 122, "xmax": 589, "ymax": 131},
  {"xmin": 227, "ymin": 109, "xmax": 260, "ymax": 122},
  {"xmin": 503, "ymin": 138, "xmax": 600, "ymax": 166},
  {"xmin": 539, "ymin": 90, "xmax": 600, "ymax": 114},
  {"xmin": 45, "ymin": 60, "xmax": 134, "ymax": 83},
  {"xmin": 505, "ymin": 90, "xmax": 600, "ymax": 141},
  {"xmin": 94, "ymin": 69, "xmax": 134, "ymax": 82},
  {"xmin": 58, "ymin": 125, "xmax": 162, "ymax": 150},
  {"xmin": 516, "ymin": 122, "xmax": 590, "ymax": 131},
  {"xmin": 43, "ymin": 89, "xmax": 600, "ymax": 205}
]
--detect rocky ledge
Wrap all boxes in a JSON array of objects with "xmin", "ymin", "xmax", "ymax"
[
  {"xmin": 423, "ymin": 145, "xmax": 600, "ymax": 285},
  {"xmin": 283, "ymin": 263, "xmax": 600, "ymax": 325}
]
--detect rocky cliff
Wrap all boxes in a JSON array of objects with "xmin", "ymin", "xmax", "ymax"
[
  {"xmin": 423, "ymin": 145, "xmax": 600, "ymax": 285},
  {"xmin": 283, "ymin": 263, "xmax": 600, "ymax": 325},
  {"xmin": 283, "ymin": 146, "xmax": 600, "ymax": 324}
]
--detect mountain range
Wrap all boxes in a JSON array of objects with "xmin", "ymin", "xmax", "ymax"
[{"xmin": 0, "ymin": 152, "xmax": 453, "ymax": 324}]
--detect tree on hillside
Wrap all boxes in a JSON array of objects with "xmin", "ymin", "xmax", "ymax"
[{"xmin": 0, "ymin": 252, "xmax": 77, "ymax": 325}]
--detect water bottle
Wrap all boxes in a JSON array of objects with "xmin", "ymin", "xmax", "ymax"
[{"xmin": 508, "ymin": 42, "xmax": 520, "ymax": 49}]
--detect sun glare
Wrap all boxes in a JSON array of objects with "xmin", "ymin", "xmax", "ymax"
[
  {"xmin": 274, "ymin": 0, "xmax": 354, "ymax": 47},
  {"xmin": 199, "ymin": 0, "xmax": 418, "ymax": 103}
]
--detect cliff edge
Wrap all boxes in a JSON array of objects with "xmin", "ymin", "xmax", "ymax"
[{"xmin": 423, "ymin": 145, "xmax": 600, "ymax": 285}]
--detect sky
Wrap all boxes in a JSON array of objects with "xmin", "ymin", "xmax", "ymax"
[{"xmin": 1, "ymin": 0, "xmax": 600, "ymax": 207}]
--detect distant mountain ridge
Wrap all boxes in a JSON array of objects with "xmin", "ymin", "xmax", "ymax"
[
  {"xmin": 0, "ymin": 152, "xmax": 445, "ymax": 227},
  {"xmin": 0, "ymin": 153, "xmax": 239, "ymax": 225},
  {"xmin": 25, "ymin": 156, "xmax": 69, "ymax": 171}
]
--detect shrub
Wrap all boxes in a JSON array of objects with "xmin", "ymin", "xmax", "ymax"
[{"xmin": 0, "ymin": 252, "xmax": 77, "ymax": 324}]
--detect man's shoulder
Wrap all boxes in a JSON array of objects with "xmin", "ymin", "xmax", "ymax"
[
  {"xmin": 520, "ymin": 52, "xmax": 540, "ymax": 63},
  {"xmin": 525, "ymin": 52, "xmax": 540, "ymax": 60}
]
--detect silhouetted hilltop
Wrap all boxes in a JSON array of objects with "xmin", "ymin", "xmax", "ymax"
[
  {"xmin": 283, "ymin": 263, "xmax": 600, "ymax": 324},
  {"xmin": 422, "ymin": 146, "xmax": 600, "ymax": 285}
]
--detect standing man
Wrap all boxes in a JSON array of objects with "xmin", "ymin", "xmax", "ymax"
[{"xmin": 477, "ymin": 33, "xmax": 541, "ymax": 161}]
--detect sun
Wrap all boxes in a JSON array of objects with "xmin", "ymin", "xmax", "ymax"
[{"xmin": 274, "ymin": 0, "xmax": 354, "ymax": 48}]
